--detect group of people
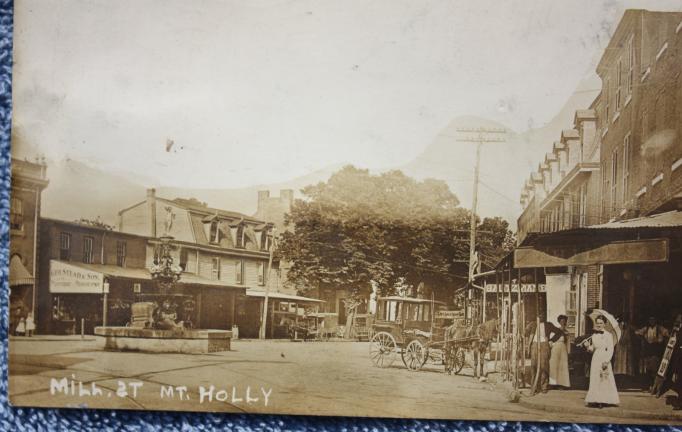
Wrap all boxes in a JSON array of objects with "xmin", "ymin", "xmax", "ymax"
[
  {"xmin": 13, "ymin": 310, "xmax": 36, "ymax": 337},
  {"xmin": 526, "ymin": 311, "xmax": 682, "ymax": 410},
  {"xmin": 526, "ymin": 314, "xmax": 571, "ymax": 394}
]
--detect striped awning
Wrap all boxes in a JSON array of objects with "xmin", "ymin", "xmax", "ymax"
[{"xmin": 9, "ymin": 255, "xmax": 34, "ymax": 286}]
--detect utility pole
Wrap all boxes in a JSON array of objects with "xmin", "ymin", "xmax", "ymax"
[
  {"xmin": 455, "ymin": 127, "xmax": 506, "ymax": 322},
  {"xmin": 259, "ymin": 228, "xmax": 276, "ymax": 340}
]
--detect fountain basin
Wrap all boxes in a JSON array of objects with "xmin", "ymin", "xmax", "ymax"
[{"xmin": 94, "ymin": 326, "xmax": 232, "ymax": 353}]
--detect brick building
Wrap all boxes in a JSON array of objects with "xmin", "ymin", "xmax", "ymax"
[
  {"xmin": 36, "ymin": 218, "xmax": 150, "ymax": 335},
  {"xmin": 515, "ymin": 105, "xmax": 603, "ymax": 334},
  {"xmin": 593, "ymin": 9, "xmax": 682, "ymax": 327},
  {"xmin": 9, "ymin": 158, "xmax": 48, "ymax": 334},
  {"xmin": 514, "ymin": 10, "xmax": 682, "ymax": 336}
]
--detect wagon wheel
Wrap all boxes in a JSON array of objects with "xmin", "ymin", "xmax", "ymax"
[
  {"xmin": 401, "ymin": 339, "xmax": 428, "ymax": 371},
  {"xmin": 451, "ymin": 346, "xmax": 466, "ymax": 375},
  {"xmin": 369, "ymin": 331, "xmax": 397, "ymax": 368}
]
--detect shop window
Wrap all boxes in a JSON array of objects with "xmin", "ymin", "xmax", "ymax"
[
  {"xmin": 83, "ymin": 236, "xmax": 94, "ymax": 264},
  {"xmin": 10, "ymin": 197, "xmax": 23, "ymax": 231},
  {"xmin": 59, "ymin": 232, "xmax": 71, "ymax": 260},
  {"xmin": 235, "ymin": 260, "xmax": 243, "ymax": 284},
  {"xmin": 212, "ymin": 257, "xmax": 220, "ymax": 280},
  {"xmin": 257, "ymin": 262, "xmax": 265, "ymax": 285},
  {"xmin": 116, "ymin": 240, "xmax": 126, "ymax": 267}
]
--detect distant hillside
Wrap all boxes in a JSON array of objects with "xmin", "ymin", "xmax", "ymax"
[
  {"xmin": 32, "ymin": 73, "xmax": 601, "ymax": 230},
  {"xmin": 41, "ymin": 158, "xmax": 145, "ymax": 226},
  {"xmin": 400, "ymin": 73, "xmax": 601, "ymax": 227}
]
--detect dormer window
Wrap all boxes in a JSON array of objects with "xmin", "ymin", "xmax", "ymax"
[
  {"xmin": 202, "ymin": 214, "xmax": 220, "ymax": 244},
  {"xmin": 236, "ymin": 225, "xmax": 245, "ymax": 248},
  {"xmin": 209, "ymin": 221, "xmax": 219, "ymax": 243}
]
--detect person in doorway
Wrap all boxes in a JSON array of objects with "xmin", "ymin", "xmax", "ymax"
[
  {"xmin": 636, "ymin": 316, "xmax": 669, "ymax": 378},
  {"xmin": 25, "ymin": 312, "xmax": 36, "ymax": 337},
  {"xmin": 669, "ymin": 313, "xmax": 682, "ymax": 410},
  {"xmin": 585, "ymin": 315, "xmax": 619, "ymax": 408},
  {"xmin": 549, "ymin": 314, "xmax": 570, "ymax": 389},
  {"xmin": 614, "ymin": 318, "xmax": 635, "ymax": 379},
  {"xmin": 526, "ymin": 312, "xmax": 560, "ymax": 394}
]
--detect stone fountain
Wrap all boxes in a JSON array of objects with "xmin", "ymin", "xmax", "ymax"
[{"xmin": 94, "ymin": 236, "xmax": 232, "ymax": 353}]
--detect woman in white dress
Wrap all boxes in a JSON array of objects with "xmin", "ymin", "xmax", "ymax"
[
  {"xmin": 585, "ymin": 315, "xmax": 620, "ymax": 407},
  {"xmin": 549, "ymin": 315, "xmax": 570, "ymax": 388}
]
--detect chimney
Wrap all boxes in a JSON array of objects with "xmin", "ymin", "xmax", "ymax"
[
  {"xmin": 280, "ymin": 189, "xmax": 294, "ymax": 208},
  {"xmin": 147, "ymin": 188, "xmax": 157, "ymax": 237},
  {"xmin": 257, "ymin": 190, "xmax": 270, "ymax": 212}
]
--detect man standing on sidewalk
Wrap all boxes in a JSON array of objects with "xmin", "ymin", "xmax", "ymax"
[{"xmin": 526, "ymin": 312, "xmax": 561, "ymax": 394}]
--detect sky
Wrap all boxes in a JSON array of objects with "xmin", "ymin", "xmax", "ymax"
[{"xmin": 12, "ymin": 0, "xmax": 682, "ymax": 189}]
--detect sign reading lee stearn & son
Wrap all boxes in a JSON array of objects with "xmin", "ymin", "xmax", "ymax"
[{"xmin": 49, "ymin": 260, "xmax": 105, "ymax": 294}]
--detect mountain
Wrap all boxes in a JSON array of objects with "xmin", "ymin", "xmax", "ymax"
[
  {"xmin": 39, "ymin": 158, "xmax": 342, "ymax": 226},
  {"xmin": 400, "ymin": 73, "xmax": 601, "ymax": 227},
  {"xmin": 34, "ymin": 73, "xmax": 602, "ymax": 230},
  {"xmin": 41, "ymin": 158, "xmax": 145, "ymax": 226}
]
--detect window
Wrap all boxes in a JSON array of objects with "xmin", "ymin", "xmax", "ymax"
[
  {"xmin": 604, "ymin": 78, "xmax": 610, "ymax": 124},
  {"xmin": 83, "ymin": 236, "xmax": 94, "ymax": 264},
  {"xmin": 579, "ymin": 183, "xmax": 587, "ymax": 227},
  {"xmin": 209, "ymin": 221, "xmax": 219, "ymax": 244},
  {"xmin": 10, "ymin": 197, "xmax": 23, "ymax": 231},
  {"xmin": 611, "ymin": 149, "xmax": 619, "ymax": 214},
  {"xmin": 601, "ymin": 161, "xmax": 609, "ymax": 221},
  {"xmin": 257, "ymin": 262, "xmax": 265, "ymax": 285},
  {"xmin": 627, "ymin": 36, "xmax": 634, "ymax": 95},
  {"xmin": 59, "ymin": 232, "xmax": 71, "ymax": 260},
  {"xmin": 211, "ymin": 257, "xmax": 220, "ymax": 280},
  {"xmin": 615, "ymin": 60, "xmax": 622, "ymax": 112},
  {"xmin": 623, "ymin": 134, "xmax": 631, "ymax": 202},
  {"xmin": 236, "ymin": 225, "xmax": 245, "ymax": 248},
  {"xmin": 235, "ymin": 260, "xmax": 243, "ymax": 284},
  {"xmin": 116, "ymin": 241, "xmax": 126, "ymax": 267}
]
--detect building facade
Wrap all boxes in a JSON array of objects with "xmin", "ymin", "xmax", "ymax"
[
  {"xmin": 516, "ymin": 106, "xmax": 603, "ymax": 334},
  {"xmin": 118, "ymin": 189, "xmax": 293, "ymax": 338},
  {"xmin": 515, "ymin": 10, "xmax": 682, "ymax": 339},
  {"xmin": 594, "ymin": 10, "xmax": 682, "ymax": 327},
  {"xmin": 37, "ymin": 218, "xmax": 150, "ymax": 335},
  {"xmin": 9, "ymin": 158, "xmax": 48, "ymax": 334}
]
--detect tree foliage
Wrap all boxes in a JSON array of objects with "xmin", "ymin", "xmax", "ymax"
[{"xmin": 278, "ymin": 166, "xmax": 513, "ymax": 301}]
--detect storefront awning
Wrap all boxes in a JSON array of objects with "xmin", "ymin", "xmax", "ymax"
[
  {"xmin": 10, "ymin": 255, "xmax": 34, "ymax": 286},
  {"xmin": 246, "ymin": 289, "xmax": 325, "ymax": 303},
  {"xmin": 514, "ymin": 211, "xmax": 682, "ymax": 268}
]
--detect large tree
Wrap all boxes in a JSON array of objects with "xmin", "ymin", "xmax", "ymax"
[{"xmin": 278, "ymin": 166, "xmax": 512, "ymax": 303}]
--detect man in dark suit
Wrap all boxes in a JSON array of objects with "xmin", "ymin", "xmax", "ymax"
[{"xmin": 526, "ymin": 312, "xmax": 562, "ymax": 394}]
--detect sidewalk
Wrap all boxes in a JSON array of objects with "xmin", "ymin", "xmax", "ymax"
[
  {"xmin": 495, "ymin": 378, "xmax": 682, "ymax": 423},
  {"xmin": 9, "ymin": 335, "xmax": 97, "ymax": 342}
]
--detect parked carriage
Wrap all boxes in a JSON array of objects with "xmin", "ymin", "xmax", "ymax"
[{"xmin": 368, "ymin": 296, "xmax": 477, "ymax": 373}]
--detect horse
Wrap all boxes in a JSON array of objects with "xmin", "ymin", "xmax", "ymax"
[{"xmin": 445, "ymin": 319, "xmax": 499, "ymax": 378}]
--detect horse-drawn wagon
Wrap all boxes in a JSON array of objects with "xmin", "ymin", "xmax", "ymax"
[{"xmin": 368, "ymin": 296, "xmax": 498, "ymax": 376}]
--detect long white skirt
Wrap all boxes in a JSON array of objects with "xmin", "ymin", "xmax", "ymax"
[
  {"xmin": 549, "ymin": 341, "xmax": 570, "ymax": 387},
  {"xmin": 585, "ymin": 351, "xmax": 619, "ymax": 405}
]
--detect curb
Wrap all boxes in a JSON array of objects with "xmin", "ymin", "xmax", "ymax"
[{"xmin": 494, "ymin": 380, "xmax": 682, "ymax": 423}]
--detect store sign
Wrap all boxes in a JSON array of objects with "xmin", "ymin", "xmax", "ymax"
[
  {"xmin": 484, "ymin": 283, "xmax": 547, "ymax": 293},
  {"xmin": 49, "ymin": 260, "xmax": 104, "ymax": 294},
  {"xmin": 435, "ymin": 310, "xmax": 463, "ymax": 320},
  {"xmin": 514, "ymin": 238, "xmax": 669, "ymax": 268}
]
